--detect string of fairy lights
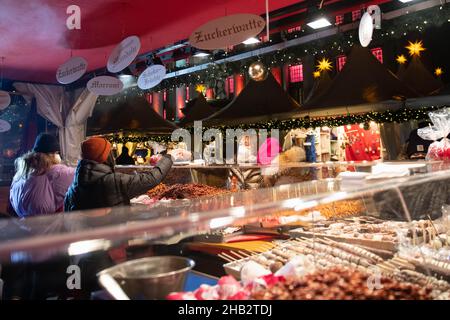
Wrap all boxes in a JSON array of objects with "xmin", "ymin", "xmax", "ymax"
[
  {"xmin": 104, "ymin": 37, "xmax": 447, "ymax": 144},
  {"xmin": 107, "ymin": 37, "xmax": 443, "ymax": 145},
  {"xmin": 96, "ymin": 3, "xmax": 450, "ymax": 104},
  {"xmin": 106, "ymin": 105, "xmax": 445, "ymax": 144}
]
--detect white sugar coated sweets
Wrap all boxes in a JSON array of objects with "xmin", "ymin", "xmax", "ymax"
[
  {"xmin": 432, "ymin": 239, "xmax": 443, "ymax": 250},
  {"xmin": 240, "ymin": 260, "xmax": 271, "ymax": 282}
]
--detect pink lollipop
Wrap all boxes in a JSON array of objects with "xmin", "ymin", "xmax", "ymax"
[{"xmin": 257, "ymin": 137, "xmax": 281, "ymax": 165}]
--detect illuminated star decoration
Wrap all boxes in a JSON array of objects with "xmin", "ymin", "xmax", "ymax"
[
  {"xmin": 313, "ymin": 71, "xmax": 321, "ymax": 78},
  {"xmin": 396, "ymin": 54, "xmax": 407, "ymax": 65},
  {"xmin": 435, "ymin": 67, "xmax": 443, "ymax": 77},
  {"xmin": 195, "ymin": 84, "xmax": 206, "ymax": 93},
  {"xmin": 406, "ymin": 40, "xmax": 425, "ymax": 57},
  {"xmin": 316, "ymin": 58, "xmax": 333, "ymax": 72}
]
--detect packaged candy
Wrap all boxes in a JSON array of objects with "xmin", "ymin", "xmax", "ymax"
[
  {"xmin": 240, "ymin": 260, "xmax": 271, "ymax": 283},
  {"xmin": 194, "ymin": 284, "xmax": 220, "ymax": 300},
  {"xmin": 169, "ymin": 148, "xmax": 192, "ymax": 162},
  {"xmin": 418, "ymin": 109, "xmax": 450, "ymax": 161},
  {"xmin": 227, "ymin": 290, "xmax": 250, "ymax": 300},
  {"xmin": 166, "ymin": 291, "xmax": 197, "ymax": 300},
  {"xmin": 217, "ymin": 275, "xmax": 242, "ymax": 299}
]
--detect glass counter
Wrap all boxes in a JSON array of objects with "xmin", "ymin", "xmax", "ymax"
[
  {"xmin": 0, "ymin": 167, "xmax": 449, "ymax": 300},
  {"xmin": 115, "ymin": 160, "xmax": 446, "ymax": 189}
]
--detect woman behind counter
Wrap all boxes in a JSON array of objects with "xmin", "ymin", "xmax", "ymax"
[
  {"xmin": 10, "ymin": 133, "xmax": 75, "ymax": 218},
  {"xmin": 65, "ymin": 137, "xmax": 173, "ymax": 211},
  {"xmin": 115, "ymin": 146, "xmax": 135, "ymax": 165}
]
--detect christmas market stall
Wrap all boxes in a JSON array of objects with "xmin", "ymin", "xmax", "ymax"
[
  {"xmin": 178, "ymin": 93, "xmax": 228, "ymax": 128},
  {"xmin": 3, "ymin": 0, "xmax": 450, "ymax": 304},
  {"xmin": 204, "ymin": 72, "xmax": 301, "ymax": 126},
  {"xmin": 290, "ymin": 45, "xmax": 419, "ymax": 162}
]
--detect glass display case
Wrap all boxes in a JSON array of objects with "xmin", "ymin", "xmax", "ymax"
[
  {"xmin": 115, "ymin": 160, "xmax": 443, "ymax": 189},
  {"xmin": 0, "ymin": 167, "xmax": 449, "ymax": 300}
]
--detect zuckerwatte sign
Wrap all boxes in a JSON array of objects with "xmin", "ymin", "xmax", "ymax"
[{"xmin": 189, "ymin": 14, "xmax": 266, "ymax": 50}]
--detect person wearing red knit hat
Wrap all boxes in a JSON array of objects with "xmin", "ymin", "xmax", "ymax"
[{"xmin": 64, "ymin": 137, "xmax": 172, "ymax": 211}]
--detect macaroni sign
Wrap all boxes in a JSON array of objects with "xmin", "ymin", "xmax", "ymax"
[
  {"xmin": 189, "ymin": 14, "xmax": 266, "ymax": 50},
  {"xmin": 87, "ymin": 76, "xmax": 123, "ymax": 96}
]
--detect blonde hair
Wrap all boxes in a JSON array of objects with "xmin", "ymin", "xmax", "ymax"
[{"xmin": 13, "ymin": 151, "xmax": 59, "ymax": 181}]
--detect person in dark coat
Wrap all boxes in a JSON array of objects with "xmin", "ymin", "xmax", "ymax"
[
  {"xmin": 406, "ymin": 122, "xmax": 432, "ymax": 159},
  {"xmin": 64, "ymin": 137, "xmax": 172, "ymax": 211},
  {"xmin": 115, "ymin": 146, "xmax": 135, "ymax": 165}
]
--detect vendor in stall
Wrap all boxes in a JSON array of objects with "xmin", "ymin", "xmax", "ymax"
[
  {"xmin": 64, "ymin": 137, "xmax": 173, "ymax": 211},
  {"xmin": 406, "ymin": 122, "xmax": 433, "ymax": 159},
  {"xmin": 115, "ymin": 146, "xmax": 135, "ymax": 165}
]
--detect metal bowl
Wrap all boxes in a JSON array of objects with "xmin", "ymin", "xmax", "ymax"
[{"xmin": 97, "ymin": 256, "xmax": 195, "ymax": 300}]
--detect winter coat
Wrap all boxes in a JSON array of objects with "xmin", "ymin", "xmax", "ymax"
[
  {"xmin": 10, "ymin": 164, "xmax": 75, "ymax": 218},
  {"xmin": 64, "ymin": 155, "xmax": 173, "ymax": 211}
]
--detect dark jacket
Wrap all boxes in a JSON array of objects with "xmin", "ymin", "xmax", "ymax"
[
  {"xmin": 64, "ymin": 155, "xmax": 172, "ymax": 211},
  {"xmin": 406, "ymin": 128, "xmax": 432, "ymax": 158}
]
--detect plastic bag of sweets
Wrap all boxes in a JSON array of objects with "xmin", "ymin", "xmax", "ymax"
[{"xmin": 418, "ymin": 109, "xmax": 450, "ymax": 161}]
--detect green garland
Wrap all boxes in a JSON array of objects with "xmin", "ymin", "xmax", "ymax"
[
  {"xmin": 95, "ymin": 3, "xmax": 450, "ymax": 103},
  {"xmin": 107, "ymin": 106, "xmax": 443, "ymax": 144}
]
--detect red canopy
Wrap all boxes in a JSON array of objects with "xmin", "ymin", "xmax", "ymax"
[{"xmin": 0, "ymin": 0, "xmax": 301, "ymax": 83}]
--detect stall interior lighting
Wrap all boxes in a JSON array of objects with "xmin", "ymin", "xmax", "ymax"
[
  {"xmin": 307, "ymin": 17, "xmax": 332, "ymax": 29},
  {"xmin": 242, "ymin": 37, "xmax": 261, "ymax": 45},
  {"xmin": 193, "ymin": 52, "xmax": 210, "ymax": 57}
]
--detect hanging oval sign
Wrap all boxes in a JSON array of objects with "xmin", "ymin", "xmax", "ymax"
[
  {"xmin": 0, "ymin": 91, "xmax": 11, "ymax": 110},
  {"xmin": 0, "ymin": 119, "xmax": 11, "ymax": 133},
  {"xmin": 107, "ymin": 35, "xmax": 141, "ymax": 73},
  {"xmin": 359, "ymin": 12, "xmax": 374, "ymax": 48},
  {"xmin": 56, "ymin": 56, "xmax": 88, "ymax": 84},
  {"xmin": 137, "ymin": 64, "xmax": 166, "ymax": 89},
  {"xmin": 189, "ymin": 14, "xmax": 266, "ymax": 50},
  {"xmin": 87, "ymin": 76, "xmax": 123, "ymax": 96}
]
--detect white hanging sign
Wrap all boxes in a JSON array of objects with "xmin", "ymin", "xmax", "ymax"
[
  {"xmin": 87, "ymin": 76, "xmax": 123, "ymax": 96},
  {"xmin": 0, "ymin": 119, "xmax": 11, "ymax": 133},
  {"xmin": 107, "ymin": 36, "xmax": 141, "ymax": 73},
  {"xmin": 189, "ymin": 14, "xmax": 266, "ymax": 50},
  {"xmin": 359, "ymin": 12, "xmax": 374, "ymax": 47},
  {"xmin": 368, "ymin": 5, "xmax": 382, "ymax": 29},
  {"xmin": 56, "ymin": 56, "xmax": 88, "ymax": 84},
  {"xmin": 0, "ymin": 91, "xmax": 11, "ymax": 110},
  {"xmin": 137, "ymin": 64, "xmax": 166, "ymax": 89}
]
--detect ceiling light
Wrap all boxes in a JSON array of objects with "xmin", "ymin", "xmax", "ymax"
[
  {"xmin": 242, "ymin": 37, "xmax": 260, "ymax": 45},
  {"xmin": 118, "ymin": 74, "xmax": 133, "ymax": 80},
  {"xmin": 398, "ymin": 0, "xmax": 415, "ymax": 3},
  {"xmin": 307, "ymin": 17, "xmax": 332, "ymax": 29},
  {"xmin": 193, "ymin": 51, "xmax": 210, "ymax": 57},
  {"xmin": 157, "ymin": 43, "xmax": 187, "ymax": 55},
  {"xmin": 118, "ymin": 74, "xmax": 136, "ymax": 88}
]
